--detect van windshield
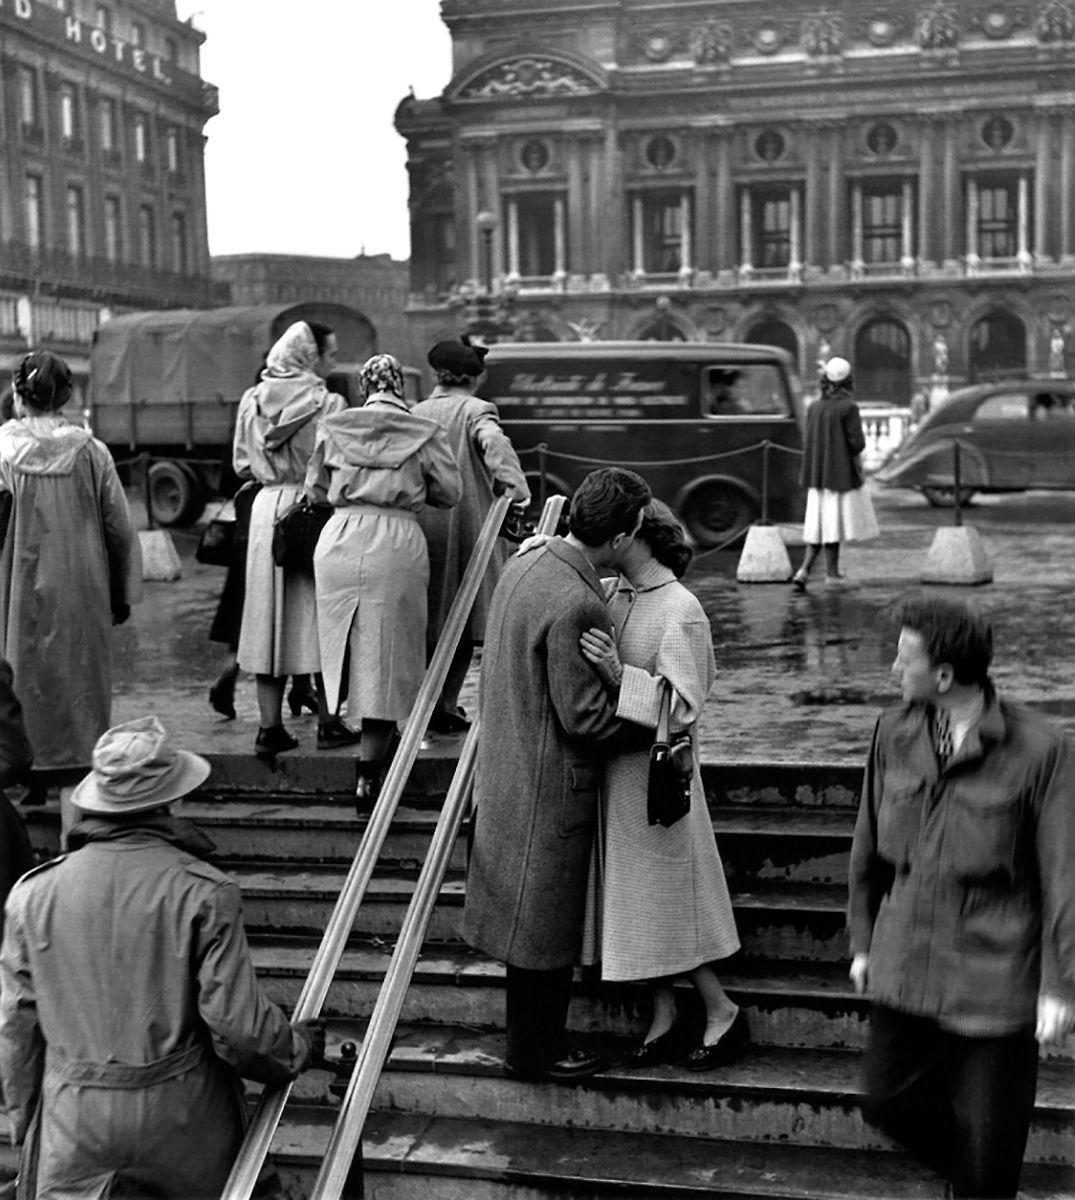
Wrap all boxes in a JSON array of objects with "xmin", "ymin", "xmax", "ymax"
[{"xmin": 486, "ymin": 358, "xmax": 791, "ymax": 421}]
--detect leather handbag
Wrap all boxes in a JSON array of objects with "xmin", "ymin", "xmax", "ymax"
[
  {"xmin": 647, "ymin": 682, "xmax": 693, "ymax": 829},
  {"xmin": 271, "ymin": 498, "xmax": 333, "ymax": 574},
  {"xmin": 194, "ymin": 501, "xmax": 236, "ymax": 567}
]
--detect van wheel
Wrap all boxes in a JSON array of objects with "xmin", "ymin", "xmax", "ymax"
[
  {"xmin": 681, "ymin": 483, "xmax": 758, "ymax": 548},
  {"xmin": 921, "ymin": 485, "xmax": 977, "ymax": 509},
  {"xmin": 148, "ymin": 461, "xmax": 204, "ymax": 527}
]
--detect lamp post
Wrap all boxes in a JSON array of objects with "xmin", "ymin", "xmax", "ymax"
[{"xmin": 475, "ymin": 209, "xmax": 498, "ymax": 296}]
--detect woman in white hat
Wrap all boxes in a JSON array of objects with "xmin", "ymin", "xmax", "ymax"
[
  {"xmin": 0, "ymin": 715, "xmax": 322, "ymax": 1199},
  {"xmin": 792, "ymin": 357, "xmax": 879, "ymax": 590}
]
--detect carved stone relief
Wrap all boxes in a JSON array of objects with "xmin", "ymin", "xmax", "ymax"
[
  {"xmin": 1036, "ymin": 0, "xmax": 1075, "ymax": 39},
  {"xmin": 802, "ymin": 12, "xmax": 846, "ymax": 55},
  {"xmin": 458, "ymin": 58, "xmax": 602, "ymax": 100},
  {"xmin": 916, "ymin": 1, "xmax": 960, "ymax": 48}
]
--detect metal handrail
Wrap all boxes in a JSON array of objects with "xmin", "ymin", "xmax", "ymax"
[
  {"xmin": 309, "ymin": 494, "xmax": 568, "ymax": 1200},
  {"xmin": 220, "ymin": 491, "xmax": 516, "ymax": 1200}
]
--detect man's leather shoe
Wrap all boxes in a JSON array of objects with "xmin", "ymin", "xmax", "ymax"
[{"xmin": 504, "ymin": 1048, "xmax": 607, "ymax": 1083}]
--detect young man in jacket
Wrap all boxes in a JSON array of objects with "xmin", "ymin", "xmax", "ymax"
[
  {"xmin": 848, "ymin": 596, "xmax": 1075, "ymax": 1199},
  {"xmin": 464, "ymin": 467, "xmax": 651, "ymax": 1082},
  {"xmin": 0, "ymin": 715, "xmax": 324, "ymax": 1199}
]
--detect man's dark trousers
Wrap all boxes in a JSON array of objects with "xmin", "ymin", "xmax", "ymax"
[
  {"xmin": 504, "ymin": 964, "xmax": 574, "ymax": 1071},
  {"xmin": 862, "ymin": 1004, "xmax": 1039, "ymax": 1199}
]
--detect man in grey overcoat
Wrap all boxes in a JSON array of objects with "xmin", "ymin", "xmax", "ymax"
[{"xmin": 464, "ymin": 467, "xmax": 651, "ymax": 1081}]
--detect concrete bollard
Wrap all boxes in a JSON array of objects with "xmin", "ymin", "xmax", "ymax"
[
  {"xmin": 736, "ymin": 523, "xmax": 793, "ymax": 583},
  {"xmin": 921, "ymin": 525, "xmax": 993, "ymax": 586},
  {"xmin": 139, "ymin": 529, "xmax": 182, "ymax": 582}
]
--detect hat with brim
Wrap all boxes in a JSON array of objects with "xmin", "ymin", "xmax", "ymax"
[
  {"xmin": 822, "ymin": 356, "xmax": 852, "ymax": 384},
  {"xmin": 70, "ymin": 715, "xmax": 211, "ymax": 815}
]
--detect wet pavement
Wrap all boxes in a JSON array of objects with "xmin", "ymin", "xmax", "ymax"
[{"xmin": 112, "ymin": 483, "xmax": 1075, "ymax": 768}]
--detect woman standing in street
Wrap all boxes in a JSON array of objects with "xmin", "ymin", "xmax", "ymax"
[
  {"xmin": 792, "ymin": 356, "xmax": 879, "ymax": 591},
  {"xmin": 0, "ymin": 350, "xmax": 134, "ymax": 835},
  {"xmin": 412, "ymin": 338, "xmax": 530, "ymax": 734},
  {"xmin": 233, "ymin": 321, "xmax": 345, "ymax": 755},
  {"xmin": 306, "ymin": 354, "xmax": 461, "ymax": 798},
  {"xmin": 579, "ymin": 500, "xmax": 746, "ymax": 1070}
]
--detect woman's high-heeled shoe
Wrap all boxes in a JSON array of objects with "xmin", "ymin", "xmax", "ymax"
[
  {"xmin": 255, "ymin": 725, "xmax": 299, "ymax": 757},
  {"xmin": 685, "ymin": 1008, "xmax": 749, "ymax": 1072},
  {"xmin": 623, "ymin": 1022, "xmax": 684, "ymax": 1068},
  {"xmin": 287, "ymin": 680, "xmax": 318, "ymax": 716},
  {"xmin": 209, "ymin": 665, "xmax": 239, "ymax": 720}
]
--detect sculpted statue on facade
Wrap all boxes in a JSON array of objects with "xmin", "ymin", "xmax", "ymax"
[
  {"xmin": 690, "ymin": 18, "xmax": 732, "ymax": 64},
  {"xmin": 916, "ymin": 1, "xmax": 960, "ymax": 48},
  {"xmin": 462, "ymin": 58, "xmax": 598, "ymax": 100},
  {"xmin": 1036, "ymin": 0, "xmax": 1075, "ymax": 40},
  {"xmin": 802, "ymin": 12, "xmax": 846, "ymax": 56}
]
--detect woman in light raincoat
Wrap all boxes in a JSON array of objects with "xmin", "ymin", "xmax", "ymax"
[
  {"xmin": 306, "ymin": 354, "xmax": 461, "ymax": 799},
  {"xmin": 233, "ymin": 321, "xmax": 346, "ymax": 756},
  {"xmin": 0, "ymin": 351, "xmax": 134, "ymax": 832}
]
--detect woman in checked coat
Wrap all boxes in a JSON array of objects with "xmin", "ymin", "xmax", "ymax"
[{"xmin": 580, "ymin": 500, "xmax": 746, "ymax": 1071}]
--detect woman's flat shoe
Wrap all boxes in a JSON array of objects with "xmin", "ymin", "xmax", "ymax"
[
  {"xmin": 791, "ymin": 570, "xmax": 808, "ymax": 593},
  {"xmin": 255, "ymin": 725, "xmax": 299, "ymax": 756},
  {"xmin": 685, "ymin": 1009, "xmax": 749, "ymax": 1072},
  {"xmin": 287, "ymin": 682, "xmax": 319, "ymax": 716},
  {"xmin": 317, "ymin": 718, "xmax": 362, "ymax": 750},
  {"xmin": 624, "ymin": 1023, "xmax": 684, "ymax": 1068},
  {"xmin": 209, "ymin": 670, "xmax": 238, "ymax": 720}
]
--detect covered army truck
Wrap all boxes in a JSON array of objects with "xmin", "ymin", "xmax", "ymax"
[{"xmin": 88, "ymin": 302, "xmax": 378, "ymax": 525}]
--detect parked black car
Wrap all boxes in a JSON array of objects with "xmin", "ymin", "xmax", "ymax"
[{"xmin": 874, "ymin": 379, "xmax": 1075, "ymax": 506}]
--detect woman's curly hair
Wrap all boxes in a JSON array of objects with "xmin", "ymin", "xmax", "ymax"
[{"xmin": 638, "ymin": 498, "xmax": 693, "ymax": 578}]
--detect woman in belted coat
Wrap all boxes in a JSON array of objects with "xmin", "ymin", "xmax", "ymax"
[
  {"xmin": 305, "ymin": 354, "xmax": 461, "ymax": 796},
  {"xmin": 233, "ymin": 321, "xmax": 346, "ymax": 755}
]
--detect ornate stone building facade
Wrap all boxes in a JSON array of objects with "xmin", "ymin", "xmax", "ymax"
[
  {"xmin": 397, "ymin": 0, "xmax": 1075, "ymax": 404},
  {"xmin": 0, "ymin": 0, "xmax": 220, "ymax": 379}
]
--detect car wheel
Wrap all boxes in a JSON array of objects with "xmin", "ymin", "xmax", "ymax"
[
  {"xmin": 147, "ymin": 460, "xmax": 204, "ymax": 527},
  {"xmin": 680, "ymin": 482, "xmax": 758, "ymax": 548},
  {"xmin": 920, "ymin": 485, "xmax": 977, "ymax": 509}
]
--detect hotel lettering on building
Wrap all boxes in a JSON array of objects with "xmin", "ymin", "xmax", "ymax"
[
  {"xmin": 0, "ymin": 0, "xmax": 219, "ymax": 380},
  {"xmin": 397, "ymin": 0, "xmax": 1075, "ymax": 403}
]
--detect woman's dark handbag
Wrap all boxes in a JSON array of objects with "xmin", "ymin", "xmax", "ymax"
[
  {"xmin": 271, "ymin": 498, "xmax": 332, "ymax": 573},
  {"xmin": 647, "ymin": 683, "xmax": 693, "ymax": 828},
  {"xmin": 195, "ymin": 504, "xmax": 236, "ymax": 567}
]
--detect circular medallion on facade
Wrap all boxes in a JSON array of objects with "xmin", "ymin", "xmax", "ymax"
[
  {"xmin": 519, "ymin": 139, "xmax": 550, "ymax": 173},
  {"xmin": 753, "ymin": 26, "xmax": 784, "ymax": 53},
  {"xmin": 644, "ymin": 34, "xmax": 675, "ymax": 61},
  {"xmin": 981, "ymin": 8, "xmax": 1014, "ymax": 36},
  {"xmin": 646, "ymin": 135, "xmax": 677, "ymax": 170},
  {"xmin": 866, "ymin": 17, "xmax": 898, "ymax": 45},
  {"xmin": 754, "ymin": 129, "xmax": 786, "ymax": 163},
  {"xmin": 981, "ymin": 113, "xmax": 1014, "ymax": 150},
  {"xmin": 867, "ymin": 121, "xmax": 899, "ymax": 156}
]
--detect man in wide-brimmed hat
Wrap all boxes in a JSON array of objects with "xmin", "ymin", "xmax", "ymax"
[{"xmin": 0, "ymin": 716, "xmax": 323, "ymax": 1199}]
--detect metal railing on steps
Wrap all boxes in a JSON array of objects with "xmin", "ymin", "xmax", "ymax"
[
  {"xmin": 221, "ymin": 489, "xmax": 536, "ymax": 1200},
  {"xmin": 308, "ymin": 492, "xmax": 566, "ymax": 1200}
]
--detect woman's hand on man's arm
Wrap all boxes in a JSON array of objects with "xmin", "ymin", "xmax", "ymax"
[{"xmin": 580, "ymin": 627, "xmax": 622, "ymax": 689}]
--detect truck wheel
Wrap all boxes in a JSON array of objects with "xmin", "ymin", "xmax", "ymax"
[
  {"xmin": 148, "ymin": 461, "xmax": 203, "ymax": 527},
  {"xmin": 921, "ymin": 485, "xmax": 977, "ymax": 509},
  {"xmin": 680, "ymin": 482, "xmax": 758, "ymax": 548}
]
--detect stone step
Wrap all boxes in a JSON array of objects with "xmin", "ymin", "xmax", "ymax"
[
  {"xmin": 268, "ymin": 1110, "xmax": 1074, "ymax": 1200},
  {"xmin": 235, "ymin": 869, "xmax": 851, "ymax": 960},
  {"xmin": 285, "ymin": 1023, "xmax": 1074, "ymax": 1167},
  {"xmin": 250, "ymin": 939, "xmax": 1075, "ymax": 1063}
]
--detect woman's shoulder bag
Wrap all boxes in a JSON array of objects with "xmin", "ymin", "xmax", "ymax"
[
  {"xmin": 271, "ymin": 498, "xmax": 333, "ymax": 574},
  {"xmin": 647, "ymin": 681, "xmax": 693, "ymax": 829}
]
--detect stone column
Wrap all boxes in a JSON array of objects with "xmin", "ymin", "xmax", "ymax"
[
  {"xmin": 1035, "ymin": 113, "xmax": 1051, "ymax": 265},
  {"xmin": 553, "ymin": 195, "xmax": 567, "ymax": 284},
  {"xmin": 693, "ymin": 133, "xmax": 712, "ymax": 274},
  {"xmin": 567, "ymin": 137, "xmax": 585, "ymax": 276},
  {"xmin": 632, "ymin": 194, "xmax": 645, "ymax": 276},
  {"xmin": 740, "ymin": 186, "xmax": 753, "ymax": 274},
  {"xmin": 965, "ymin": 176, "xmax": 979, "ymax": 270},
  {"xmin": 901, "ymin": 179, "xmax": 915, "ymax": 273},
  {"xmin": 827, "ymin": 126, "xmax": 846, "ymax": 267},
  {"xmin": 506, "ymin": 197, "xmax": 520, "ymax": 281},
  {"xmin": 941, "ymin": 120, "xmax": 959, "ymax": 267},
  {"xmin": 789, "ymin": 186, "xmax": 802, "ymax": 280},
  {"xmin": 1062, "ymin": 113, "xmax": 1075, "ymax": 263},
  {"xmin": 716, "ymin": 130, "xmax": 736, "ymax": 273},
  {"xmin": 679, "ymin": 190, "xmax": 693, "ymax": 278},
  {"xmin": 918, "ymin": 118, "xmax": 935, "ymax": 265},
  {"xmin": 1017, "ymin": 172, "xmax": 1031, "ymax": 270},
  {"xmin": 850, "ymin": 181, "xmax": 864, "ymax": 276},
  {"xmin": 481, "ymin": 140, "xmax": 503, "ymax": 285},
  {"xmin": 462, "ymin": 143, "xmax": 481, "ymax": 288},
  {"xmin": 804, "ymin": 128, "xmax": 821, "ymax": 271},
  {"xmin": 602, "ymin": 125, "xmax": 626, "ymax": 282}
]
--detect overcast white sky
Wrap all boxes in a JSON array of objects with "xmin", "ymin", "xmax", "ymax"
[{"xmin": 175, "ymin": 1, "xmax": 452, "ymax": 262}]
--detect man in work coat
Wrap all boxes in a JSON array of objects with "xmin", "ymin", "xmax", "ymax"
[
  {"xmin": 0, "ymin": 716, "xmax": 323, "ymax": 1199},
  {"xmin": 464, "ymin": 467, "xmax": 651, "ymax": 1081}
]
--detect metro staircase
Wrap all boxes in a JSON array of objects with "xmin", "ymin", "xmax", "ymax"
[{"xmin": 27, "ymin": 756, "xmax": 1072, "ymax": 1199}]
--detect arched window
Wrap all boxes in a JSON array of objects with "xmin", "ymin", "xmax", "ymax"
[
  {"xmin": 967, "ymin": 310, "xmax": 1026, "ymax": 381},
  {"xmin": 855, "ymin": 317, "xmax": 912, "ymax": 405},
  {"xmin": 745, "ymin": 317, "xmax": 799, "ymax": 364}
]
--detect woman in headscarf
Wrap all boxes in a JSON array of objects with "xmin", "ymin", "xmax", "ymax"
[
  {"xmin": 0, "ymin": 350, "xmax": 134, "ymax": 834},
  {"xmin": 233, "ymin": 321, "xmax": 346, "ymax": 755},
  {"xmin": 306, "ymin": 354, "xmax": 461, "ymax": 799}
]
